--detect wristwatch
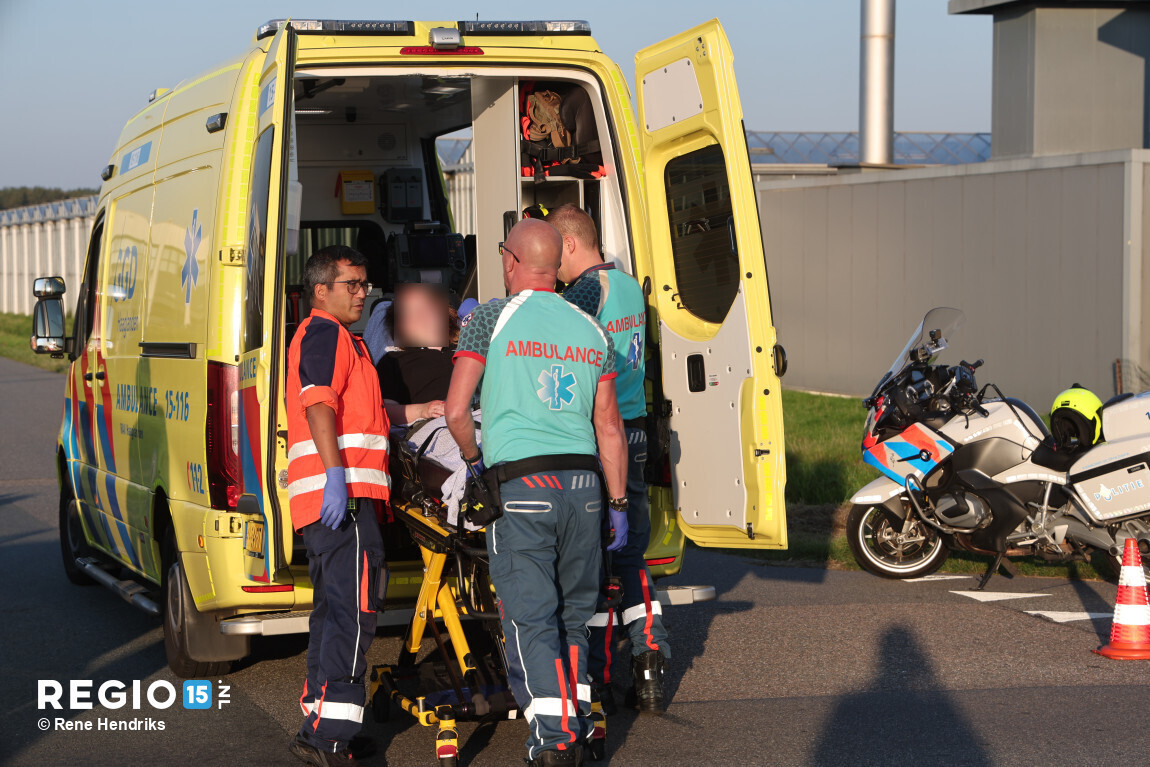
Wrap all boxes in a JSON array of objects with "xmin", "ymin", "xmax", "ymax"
[{"xmin": 608, "ymin": 496, "xmax": 629, "ymax": 511}]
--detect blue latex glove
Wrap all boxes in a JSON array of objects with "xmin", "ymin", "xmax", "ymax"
[
  {"xmin": 320, "ymin": 467, "xmax": 348, "ymax": 530},
  {"xmin": 462, "ymin": 450, "xmax": 485, "ymax": 480},
  {"xmin": 606, "ymin": 507, "xmax": 629, "ymax": 552},
  {"xmin": 464, "ymin": 454, "xmax": 486, "ymax": 480}
]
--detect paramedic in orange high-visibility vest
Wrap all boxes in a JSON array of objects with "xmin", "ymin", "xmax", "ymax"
[{"xmin": 285, "ymin": 245, "xmax": 390, "ymax": 767}]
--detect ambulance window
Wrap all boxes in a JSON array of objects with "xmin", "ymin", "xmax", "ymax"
[
  {"xmin": 244, "ymin": 127, "xmax": 275, "ymax": 352},
  {"xmin": 75, "ymin": 215, "xmax": 104, "ymax": 351},
  {"xmin": 663, "ymin": 144, "xmax": 739, "ymax": 324}
]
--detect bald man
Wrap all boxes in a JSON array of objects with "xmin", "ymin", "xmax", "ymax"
[{"xmin": 446, "ymin": 219, "xmax": 628, "ymax": 766}]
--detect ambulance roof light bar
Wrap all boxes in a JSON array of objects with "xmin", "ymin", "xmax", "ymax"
[
  {"xmin": 256, "ymin": 19, "xmax": 415, "ymax": 40},
  {"xmin": 457, "ymin": 20, "xmax": 592, "ymax": 36}
]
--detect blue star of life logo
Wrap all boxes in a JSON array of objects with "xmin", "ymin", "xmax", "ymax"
[
  {"xmin": 537, "ymin": 364, "xmax": 577, "ymax": 411},
  {"xmin": 181, "ymin": 209, "xmax": 202, "ymax": 305},
  {"xmin": 626, "ymin": 331, "xmax": 642, "ymax": 371}
]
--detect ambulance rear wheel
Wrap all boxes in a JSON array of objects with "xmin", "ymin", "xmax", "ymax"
[
  {"xmin": 59, "ymin": 487, "xmax": 95, "ymax": 586},
  {"xmin": 162, "ymin": 528, "xmax": 233, "ymax": 678}
]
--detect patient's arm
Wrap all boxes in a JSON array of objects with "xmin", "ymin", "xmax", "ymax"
[{"xmin": 385, "ymin": 399, "xmax": 445, "ymax": 425}]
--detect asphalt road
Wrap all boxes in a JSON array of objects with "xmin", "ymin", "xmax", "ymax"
[{"xmin": 3, "ymin": 354, "xmax": 1150, "ymax": 766}]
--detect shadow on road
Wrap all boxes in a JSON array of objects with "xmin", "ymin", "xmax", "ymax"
[
  {"xmin": 1067, "ymin": 578, "xmax": 1116, "ymax": 643},
  {"xmin": 810, "ymin": 624, "xmax": 993, "ymax": 767}
]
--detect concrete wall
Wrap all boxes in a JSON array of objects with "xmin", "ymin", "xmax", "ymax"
[
  {"xmin": 987, "ymin": 6, "xmax": 1150, "ymax": 158},
  {"xmin": 758, "ymin": 150, "xmax": 1150, "ymax": 407}
]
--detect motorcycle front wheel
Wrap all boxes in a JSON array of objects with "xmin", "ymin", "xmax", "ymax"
[{"xmin": 847, "ymin": 504, "xmax": 949, "ymax": 579}]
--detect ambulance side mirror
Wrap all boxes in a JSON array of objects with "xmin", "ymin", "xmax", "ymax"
[
  {"xmin": 30, "ymin": 277, "xmax": 70, "ymax": 358},
  {"xmin": 33, "ymin": 276, "xmax": 66, "ymax": 298}
]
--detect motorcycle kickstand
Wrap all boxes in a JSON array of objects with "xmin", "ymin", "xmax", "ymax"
[{"xmin": 974, "ymin": 552, "xmax": 1018, "ymax": 590}]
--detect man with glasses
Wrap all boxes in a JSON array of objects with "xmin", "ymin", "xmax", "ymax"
[{"xmin": 286, "ymin": 245, "xmax": 388, "ymax": 767}]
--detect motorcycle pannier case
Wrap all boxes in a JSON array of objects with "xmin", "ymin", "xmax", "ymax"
[
  {"xmin": 1068, "ymin": 436, "xmax": 1150, "ymax": 522},
  {"xmin": 1100, "ymin": 390, "xmax": 1150, "ymax": 443}
]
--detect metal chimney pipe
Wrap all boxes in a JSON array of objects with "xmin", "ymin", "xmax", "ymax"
[{"xmin": 859, "ymin": 0, "xmax": 895, "ymax": 166}]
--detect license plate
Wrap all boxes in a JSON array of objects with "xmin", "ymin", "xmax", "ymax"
[{"xmin": 245, "ymin": 521, "xmax": 265, "ymax": 558}]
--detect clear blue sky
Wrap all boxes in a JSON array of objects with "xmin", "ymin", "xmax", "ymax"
[{"xmin": 0, "ymin": 0, "xmax": 990, "ymax": 188}]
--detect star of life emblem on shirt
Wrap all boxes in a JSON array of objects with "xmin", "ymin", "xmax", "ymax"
[
  {"xmin": 626, "ymin": 331, "xmax": 642, "ymax": 370},
  {"xmin": 538, "ymin": 364, "xmax": 577, "ymax": 411}
]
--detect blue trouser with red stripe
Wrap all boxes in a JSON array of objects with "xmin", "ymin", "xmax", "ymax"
[
  {"xmin": 588, "ymin": 428, "xmax": 671, "ymax": 686},
  {"xmin": 298, "ymin": 504, "xmax": 384, "ymax": 752},
  {"xmin": 487, "ymin": 467, "xmax": 603, "ymax": 761}
]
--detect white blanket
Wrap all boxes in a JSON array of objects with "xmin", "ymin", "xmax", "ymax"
[{"xmin": 404, "ymin": 410, "xmax": 482, "ymax": 529}]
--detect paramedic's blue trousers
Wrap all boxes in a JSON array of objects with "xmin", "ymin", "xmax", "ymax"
[
  {"xmin": 298, "ymin": 505, "xmax": 384, "ymax": 752},
  {"xmin": 589, "ymin": 427, "xmax": 671, "ymax": 686},
  {"xmin": 488, "ymin": 468, "xmax": 603, "ymax": 760}
]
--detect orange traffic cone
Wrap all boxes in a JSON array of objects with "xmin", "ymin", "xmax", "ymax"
[{"xmin": 1095, "ymin": 537, "xmax": 1150, "ymax": 660}]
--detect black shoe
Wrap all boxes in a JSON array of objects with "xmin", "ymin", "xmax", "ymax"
[
  {"xmin": 591, "ymin": 681, "xmax": 617, "ymax": 717},
  {"xmin": 630, "ymin": 650, "xmax": 666, "ymax": 715},
  {"xmin": 289, "ymin": 733, "xmax": 362, "ymax": 766},
  {"xmin": 348, "ymin": 735, "xmax": 376, "ymax": 760},
  {"xmin": 526, "ymin": 744, "xmax": 585, "ymax": 766}
]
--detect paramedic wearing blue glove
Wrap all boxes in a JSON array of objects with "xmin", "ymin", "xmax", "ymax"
[
  {"xmin": 445, "ymin": 218, "xmax": 628, "ymax": 767},
  {"xmin": 549, "ymin": 204, "xmax": 672, "ymax": 716},
  {"xmin": 285, "ymin": 246, "xmax": 390, "ymax": 767}
]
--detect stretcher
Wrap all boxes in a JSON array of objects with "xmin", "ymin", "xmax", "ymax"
[{"xmin": 367, "ymin": 433, "xmax": 611, "ymax": 765}]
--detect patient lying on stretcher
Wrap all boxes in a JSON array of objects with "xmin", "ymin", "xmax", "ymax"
[{"xmin": 370, "ymin": 283, "xmax": 481, "ymax": 526}]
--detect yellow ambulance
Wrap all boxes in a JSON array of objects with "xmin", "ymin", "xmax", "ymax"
[{"xmin": 30, "ymin": 17, "xmax": 788, "ymax": 676}]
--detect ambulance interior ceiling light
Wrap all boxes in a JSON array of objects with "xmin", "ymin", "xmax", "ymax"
[{"xmin": 294, "ymin": 108, "xmax": 333, "ymax": 115}]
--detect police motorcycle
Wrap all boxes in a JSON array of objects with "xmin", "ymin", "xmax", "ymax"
[{"xmin": 846, "ymin": 307, "xmax": 1150, "ymax": 587}]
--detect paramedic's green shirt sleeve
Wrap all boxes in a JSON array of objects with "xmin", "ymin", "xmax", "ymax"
[
  {"xmin": 601, "ymin": 332, "xmax": 616, "ymax": 380},
  {"xmin": 453, "ymin": 302, "xmax": 501, "ymax": 364}
]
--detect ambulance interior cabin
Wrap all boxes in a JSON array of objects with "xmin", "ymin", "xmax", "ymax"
[{"xmin": 284, "ymin": 69, "xmax": 629, "ymax": 343}]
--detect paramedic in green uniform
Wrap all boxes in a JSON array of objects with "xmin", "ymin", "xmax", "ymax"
[
  {"xmin": 445, "ymin": 218, "xmax": 629, "ymax": 767},
  {"xmin": 549, "ymin": 204, "xmax": 671, "ymax": 716}
]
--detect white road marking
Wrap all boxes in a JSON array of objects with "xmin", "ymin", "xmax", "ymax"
[
  {"xmin": 904, "ymin": 574, "xmax": 974, "ymax": 583},
  {"xmin": 1025, "ymin": 611, "xmax": 1113, "ymax": 623},
  {"xmin": 950, "ymin": 590, "xmax": 1052, "ymax": 602}
]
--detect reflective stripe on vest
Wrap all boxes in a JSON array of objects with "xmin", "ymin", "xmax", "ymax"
[
  {"xmin": 287, "ymin": 432, "xmax": 389, "ymax": 462},
  {"xmin": 288, "ymin": 467, "xmax": 391, "ymax": 500}
]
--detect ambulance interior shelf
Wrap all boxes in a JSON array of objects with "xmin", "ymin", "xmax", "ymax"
[{"xmin": 519, "ymin": 175, "xmax": 601, "ymax": 218}]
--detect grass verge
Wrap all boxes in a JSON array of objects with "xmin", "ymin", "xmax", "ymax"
[
  {"xmin": 0, "ymin": 312, "xmax": 70, "ymax": 373},
  {"xmin": 733, "ymin": 389, "xmax": 1105, "ymax": 581}
]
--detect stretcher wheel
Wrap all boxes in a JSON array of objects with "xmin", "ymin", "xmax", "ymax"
[{"xmin": 371, "ymin": 687, "xmax": 391, "ymax": 723}]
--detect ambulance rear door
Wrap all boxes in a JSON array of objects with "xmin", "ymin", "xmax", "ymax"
[
  {"xmin": 237, "ymin": 22, "xmax": 298, "ymax": 582},
  {"xmin": 635, "ymin": 19, "xmax": 787, "ymax": 549}
]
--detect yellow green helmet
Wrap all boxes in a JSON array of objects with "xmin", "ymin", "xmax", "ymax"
[{"xmin": 1050, "ymin": 384, "xmax": 1103, "ymax": 451}]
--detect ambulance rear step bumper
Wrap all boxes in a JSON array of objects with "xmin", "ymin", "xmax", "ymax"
[
  {"xmin": 75, "ymin": 557, "xmax": 161, "ymax": 617},
  {"xmin": 218, "ymin": 585, "xmax": 716, "ymax": 636}
]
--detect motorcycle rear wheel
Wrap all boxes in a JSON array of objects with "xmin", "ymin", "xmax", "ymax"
[{"xmin": 847, "ymin": 504, "xmax": 949, "ymax": 579}]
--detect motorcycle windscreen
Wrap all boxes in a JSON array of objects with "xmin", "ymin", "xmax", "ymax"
[
  {"xmin": 636, "ymin": 20, "xmax": 786, "ymax": 549},
  {"xmin": 873, "ymin": 307, "xmax": 964, "ymax": 399},
  {"xmin": 863, "ymin": 423, "xmax": 955, "ymax": 485}
]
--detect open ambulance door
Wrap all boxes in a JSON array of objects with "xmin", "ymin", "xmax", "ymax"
[
  {"xmin": 636, "ymin": 20, "xmax": 787, "ymax": 549},
  {"xmin": 237, "ymin": 22, "xmax": 298, "ymax": 582}
]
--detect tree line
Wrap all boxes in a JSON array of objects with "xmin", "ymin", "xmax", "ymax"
[{"xmin": 0, "ymin": 187, "xmax": 99, "ymax": 212}]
